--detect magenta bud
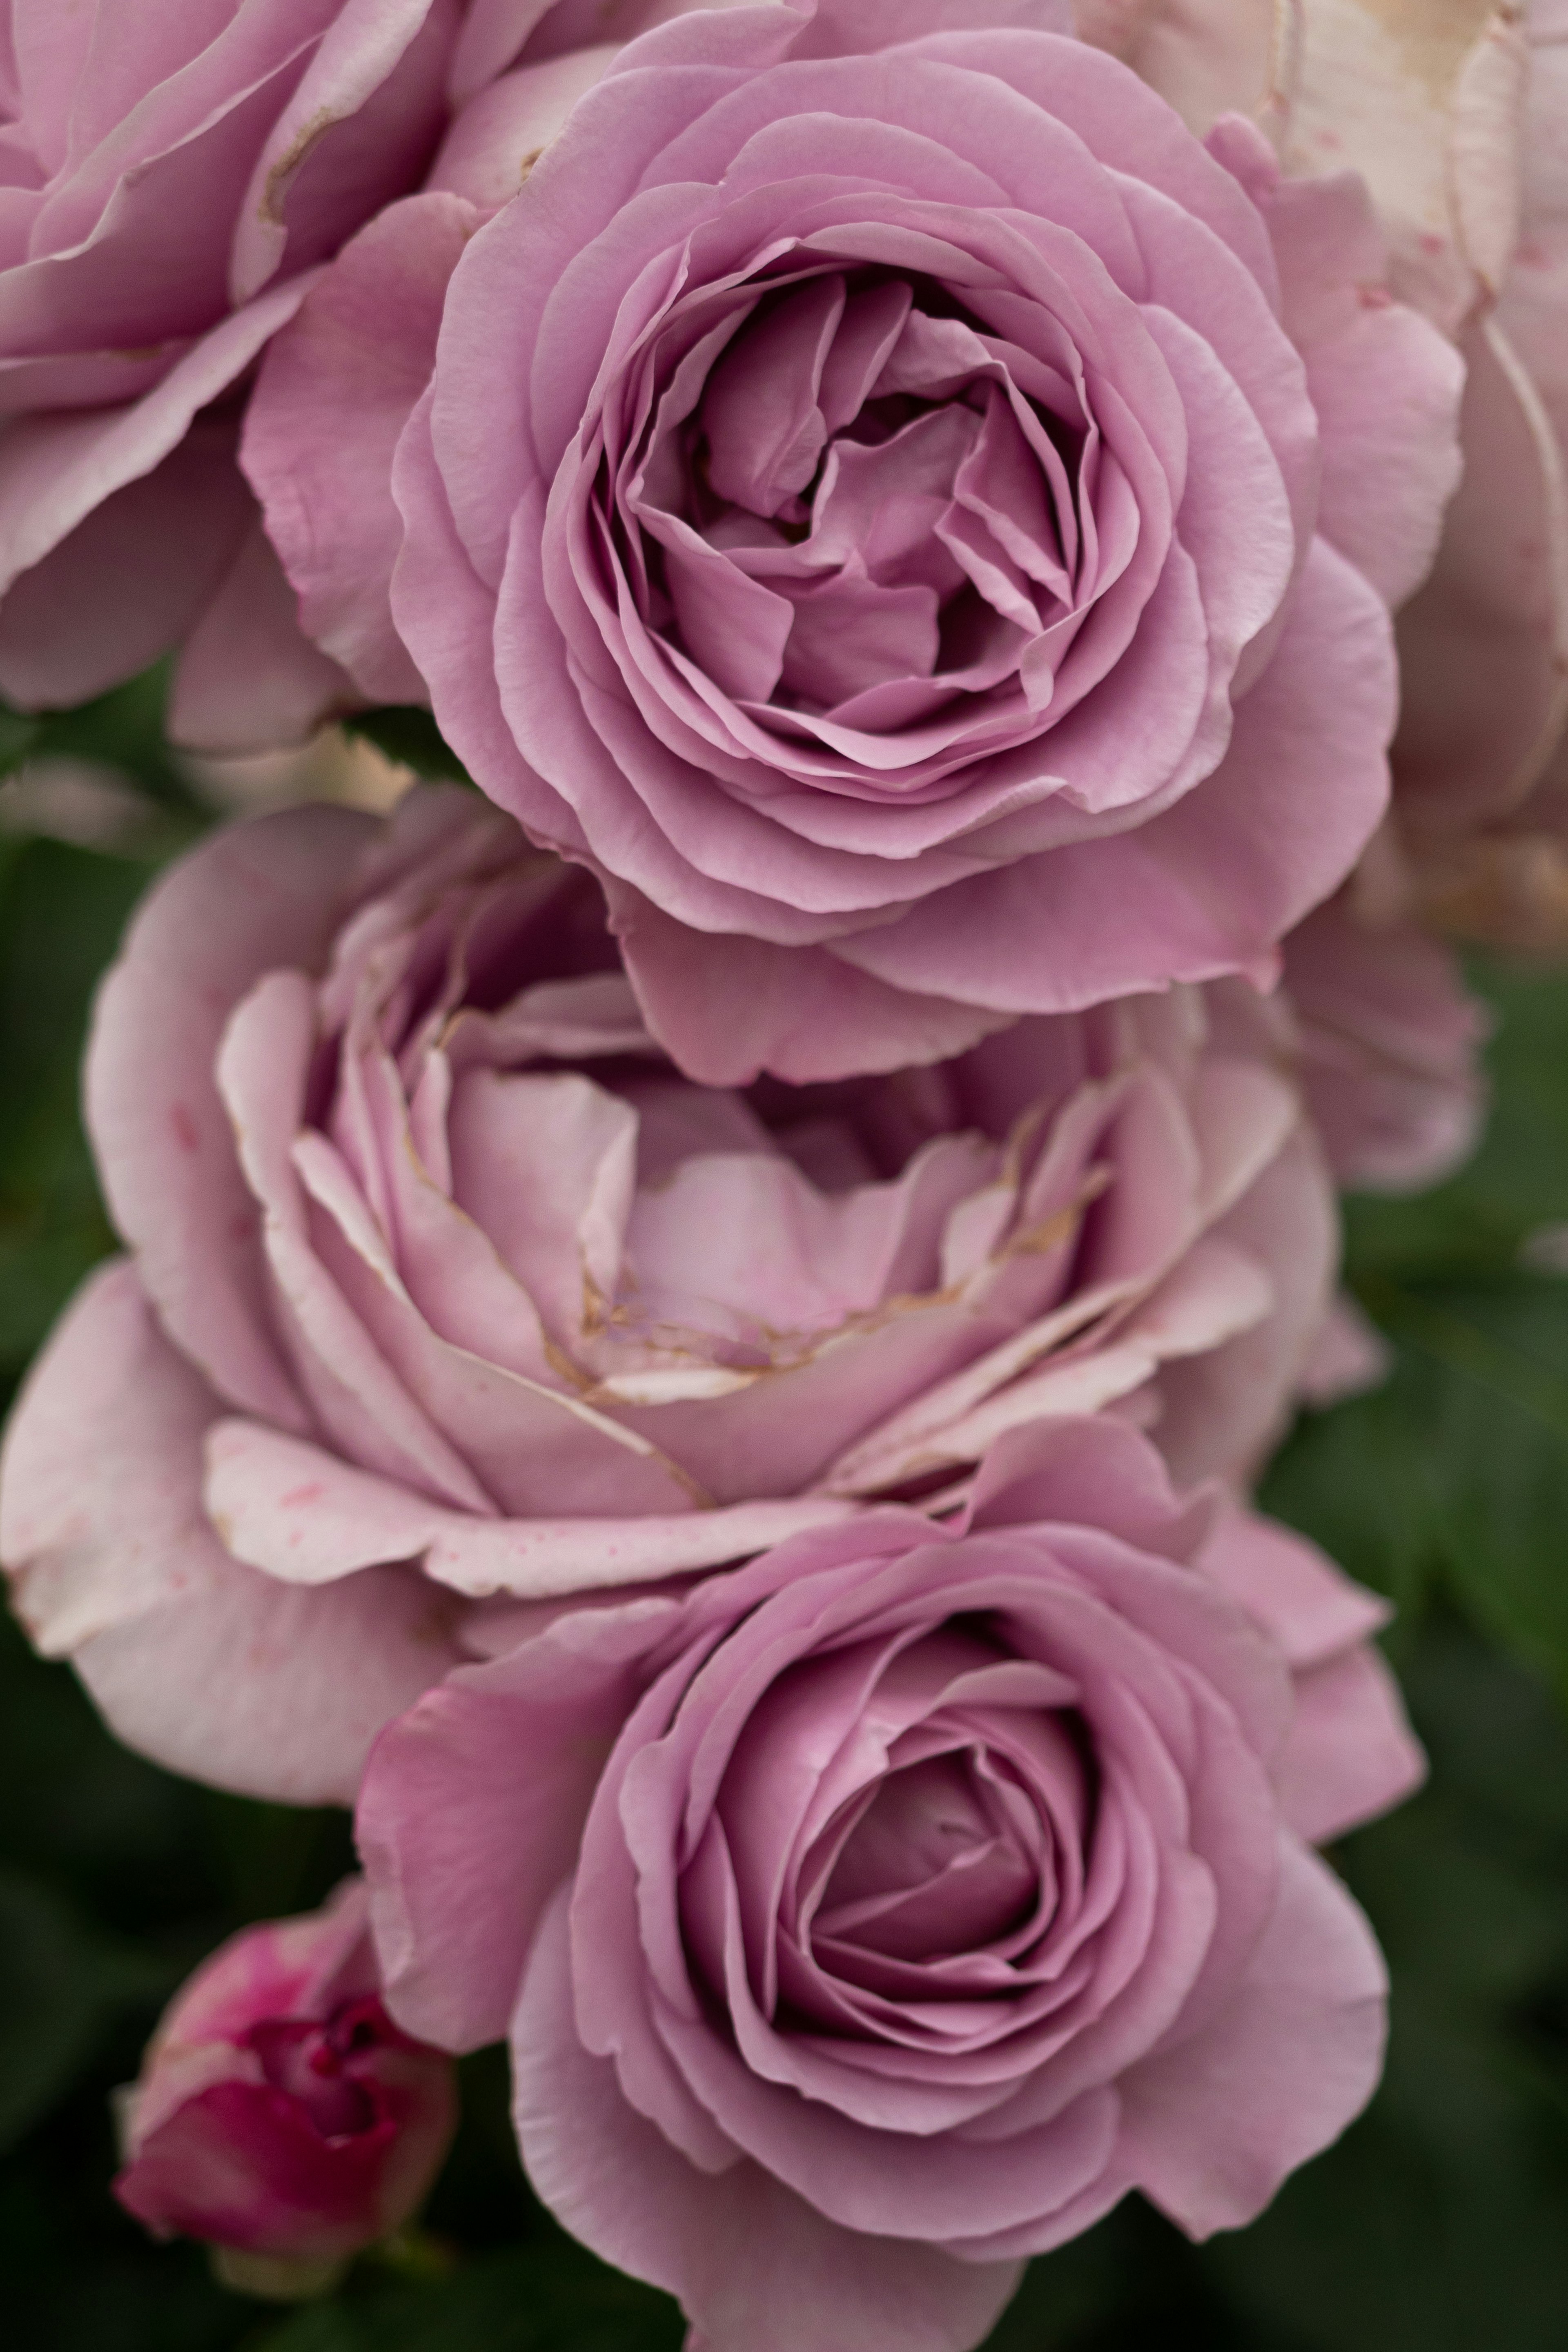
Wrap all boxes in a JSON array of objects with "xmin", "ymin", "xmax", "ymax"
[{"xmin": 114, "ymin": 1878, "xmax": 456, "ymax": 2270}]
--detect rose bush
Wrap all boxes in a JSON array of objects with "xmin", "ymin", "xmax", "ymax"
[
  {"xmin": 115, "ymin": 1877, "xmax": 455, "ymax": 2280},
  {"xmin": 242, "ymin": 0, "xmax": 1463, "ymax": 1080},
  {"xmin": 358, "ymin": 1417, "xmax": 1423, "ymax": 2352},
  {"xmin": 0, "ymin": 784, "xmax": 1339, "ymax": 1804}
]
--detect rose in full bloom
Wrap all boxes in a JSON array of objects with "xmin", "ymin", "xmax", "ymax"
[
  {"xmin": 357, "ymin": 1418, "xmax": 1423, "ymax": 2352},
  {"xmin": 0, "ymin": 785, "xmax": 1338, "ymax": 1804},
  {"xmin": 0, "ymin": 0, "xmax": 496, "ymax": 747},
  {"xmin": 242, "ymin": 0, "xmax": 1463, "ymax": 1080},
  {"xmin": 115, "ymin": 1878, "xmax": 455, "ymax": 2283}
]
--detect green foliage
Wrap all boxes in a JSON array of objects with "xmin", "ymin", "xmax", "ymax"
[
  {"xmin": 7, "ymin": 707, "xmax": 1568, "ymax": 2344},
  {"xmin": 0, "ymin": 833, "xmax": 151, "ymax": 1413},
  {"xmin": 1262, "ymin": 952, "xmax": 1568, "ymax": 1695},
  {"xmin": 1196, "ymin": 1617, "xmax": 1568, "ymax": 2352},
  {"xmin": 344, "ymin": 708, "xmax": 472, "ymax": 784},
  {"xmin": 247, "ymin": 2239, "xmax": 685, "ymax": 2352},
  {"xmin": 1, "ymin": 669, "xmax": 208, "ymax": 812}
]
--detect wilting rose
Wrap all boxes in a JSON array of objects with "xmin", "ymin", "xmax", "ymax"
[
  {"xmin": 1101, "ymin": 3, "xmax": 1568, "ymax": 904},
  {"xmin": 358, "ymin": 1419, "xmax": 1422, "ymax": 2352},
  {"xmin": 242, "ymin": 0, "xmax": 1463, "ymax": 1082},
  {"xmin": 115, "ymin": 1878, "xmax": 455, "ymax": 2276},
  {"xmin": 0, "ymin": 786, "xmax": 1337, "ymax": 1804},
  {"xmin": 1384, "ymin": 0, "xmax": 1568, "ymax": 853},
  {"xmin": 1272, "ymin": 0, "xmax": 1568, "ymax": 855},
  {"xmin": 0, "ymin": 0, "xmax": 476, "ymax": 746},
  {"xmin": 1071, "ymin": 0, "xmax": 1297, "ymax": 140}
]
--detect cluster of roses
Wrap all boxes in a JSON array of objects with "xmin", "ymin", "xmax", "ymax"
[{"xmin": 0, "ymin": 4, "xmax": 1559, "ymax": 2347}]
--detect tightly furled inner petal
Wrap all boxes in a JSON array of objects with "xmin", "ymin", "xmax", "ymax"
[{"xmin": 628, "ymin": 261, "xmax": 1105, "ymax": 750}]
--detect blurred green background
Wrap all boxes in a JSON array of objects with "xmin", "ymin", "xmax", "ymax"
[{"xmin": 5, "ymin": 676, "xmax": 1568, "ymax": 2352}]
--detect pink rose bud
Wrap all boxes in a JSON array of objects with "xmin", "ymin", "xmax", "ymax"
[{"xmin": 114, "ymin": 1879, "xmax": 456, "ymax": 2284}]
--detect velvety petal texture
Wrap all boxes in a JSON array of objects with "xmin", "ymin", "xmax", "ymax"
[
  {"xmin": 244, "ymin": 0, "xmax": 1461, "ymax": 1073},
  {"xmin": 359, "ymin": 1418, "xmax": 1421, "ymax": 2352},
  {"xmin": 114, "ymin": 1878, "xmax": 457, "ymax": 2265},
  {"xmin": 0, "ymin": 0, "xmax": 472, "ymax": 735},
  {"xmin": 0, "ymin": 786, "xmax": 1340, "ymax": 1801}
]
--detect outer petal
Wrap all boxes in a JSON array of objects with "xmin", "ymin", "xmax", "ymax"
[
  {"xmin": 359, "ymin": 1608, "xmax": 681, "ymax": 2051},
  {"xmin": 1073, "ymin": 0, "xmax": 1289, "ymax": 136},
  {"xmin": 798, "ymin": 0, "xmax": 1075, "ymax": 56},
  {"xmin": 1118, "ymin": 1833, "xmax": 1387, "ymax": 2237},
  {"xmin": 230, "ymin": 0, "xmax": 461, "ymax": 303},
  {"xmin": 511, "ymin": 1887, "xmax": 1024, "ymax": 2352},
  {"xmin": 1281, "ymin": 893, "xmax": 1490, "ymax": 1193},
  {"xmin": 204, "ymin": 1419, "xmax": 862, "ymax": 1598},
  {"xmin": 244, "ymin": 193, "xmax": 479, "ymax": 701},
  {"xmin": 1232, "ymin": 154, "xmax": 1467, "ymax": 610},
  {"xmin": 0, "ymin": 418, "xmax": 252, "ymax": 707},
  {"xmin": 0, "ymin": 1264, "xmax": 463, "ymax": 1805},
  {"xmin": 1196, "ymin": 1499, "xmax": 1390, "ymax": 1666},
  {"xmin": 0, "ymin": 274, "xmax": 318, "ymax": 602},
  {"xmin": 428, "ymin": 47, "xmax": 623, "ymax": 205},
  {"xmin": 609, "ymin": 884, "xmax": 1009, "ymax": 1084},
  {"xmin": 1148, "ymin": 1119, "xmax": 1336, "ymax": 1485},
  {"xmin": 391, "ymin": 387, "xmax": 589, "ymax": 853},
  {"xmin": 85, "ymin": 798, "xmax": 383, "ymax": 1425},
  {"xmin": 1276, "ymin": 1644, "xmax": 1425, "ymax": 1844},
  {"xmin": 1393, "ymin": 314, "xmax": 1568, "ymax": 831},
  {"xmin": 1285, "ymin": 0, "xmax": 1523, "ymax": 334},
  {"xmin": 168, "ymin": 514, "xmax": 358, "ymax": 753}
]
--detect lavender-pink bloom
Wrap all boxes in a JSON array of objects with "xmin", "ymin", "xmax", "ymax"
[
  {"xmin": 246, "ymin": 0, "xmax": 1463, "ymax": 1077},
  {"xmin": 0, "ymin": 0, "xmax": 469, "ymax": 743},
  {"xmin": 0, "ymin": 787, "xmax": 1345, "ymax": 1805},
  {"xmin": 359, "ymin": 1418, "xmax": 1422, "ymax": 2352}
]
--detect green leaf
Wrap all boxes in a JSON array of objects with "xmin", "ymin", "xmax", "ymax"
[
  {"xmin": 984, "ymin": 2201, "xmax": 1243, "ymax": 2349},
  {"xmin": 1200, "ymin": 1619, "xmax": 1568, "ymax": 2352},
  {"xmin": 244, "ymin": 2242, "xmax": 684, "ymax": 2352},
  {"xmin": 0, "ymin": 1868, "xmax": 168, "ymax": 2156},
  {"xmin": 23, "ymin": 668, "xmax": 207, "ymax": 815},
  {"xmin": 0, "ymin": 834, "xmax": 149, "ymax": 1401},
  {"xmin": 345, "ymin": 708, "xmax": 472, "ymax": 784},
  {"xmin": 0, "ymin": 704, "xmax": 39, "ymax": 780},
  {"xmin": 1354, "ymin": 1274, "xmax": 1568, "ymax": 1693},
  {"xmin": 0, "ymin": 1871, "xmax": 108, "ymax": 2155},
  {"xmin": 1258, "ymin": 1374, "xmax": 1440, "ymax": 1617}
]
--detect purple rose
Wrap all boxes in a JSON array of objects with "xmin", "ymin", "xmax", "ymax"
[
  {"xmin": 245, "ymin": 0, "xmax": 1462, "ymax": 1079},
  {"xmin": 114, "ymin": 1878, "xmax": 455, "ymax": 2281},
  {"xmin": 0, "ymin": 0, "xmax": 467, "ymax": 747},
  {"xmin": 359, "ymin": 1418, "xmax": 1422, "ymax": 2352},
  {"xmin": 0, "ymin": 784, "xmax": 1337, "ymax": 1804}
]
